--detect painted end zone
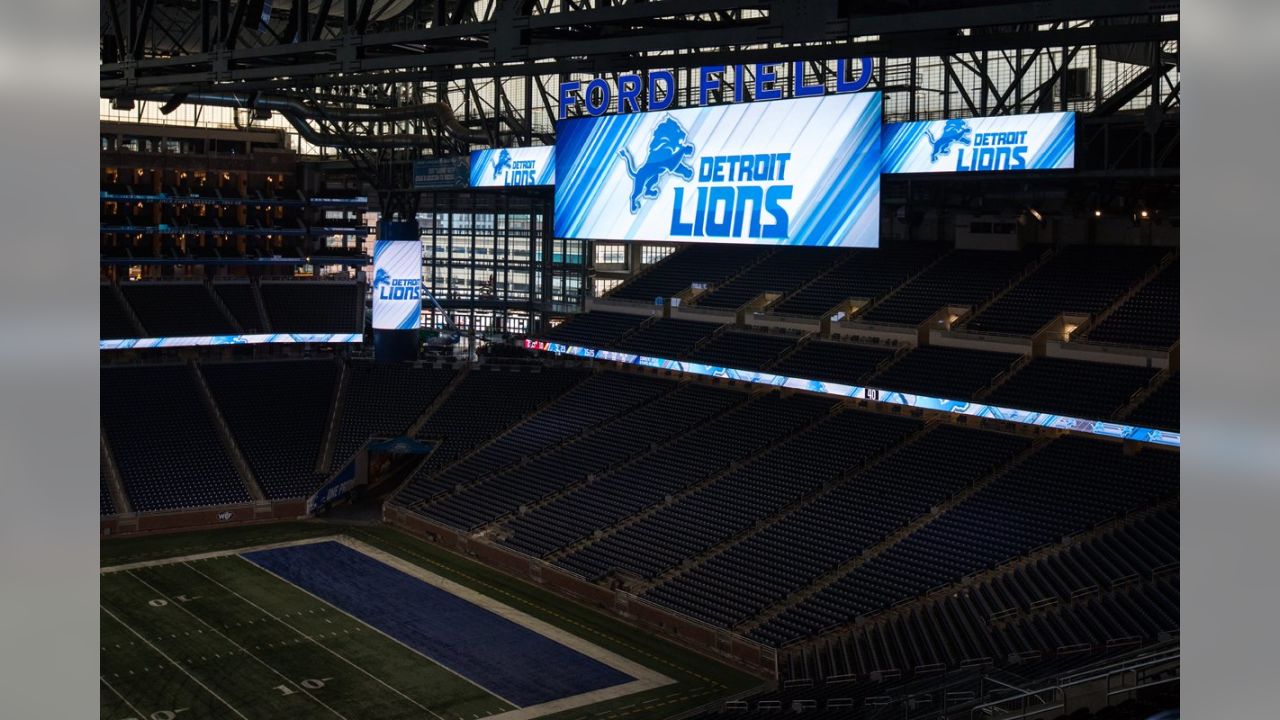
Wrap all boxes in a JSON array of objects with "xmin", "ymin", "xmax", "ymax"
[{"xmin": 244, "ymin": 541, "xmax": 634, "ymax": 707}]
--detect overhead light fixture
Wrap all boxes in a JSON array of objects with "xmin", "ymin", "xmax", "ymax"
[
  {"xmin": 1094, "ymin": 209, "xmax": 1103, "ymax": 218},
  {"xmin": 1139, "ymin": 209, "xmax": 1150, "ymax": 219},
  {"xmin": 1028, "ymin": 207, "xmax": 1044, "ymax": 223}
]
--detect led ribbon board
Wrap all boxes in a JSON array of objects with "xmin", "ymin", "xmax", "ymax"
[
  {"xmin": 524, "ymin": 339, "xmax": 1180, "ymax": 449},
  {"xmin": 881, "ymin": 111, "xmax": 1076, "ymax": 174},
  {"xmin": 470, "ymin": 146, "xmax": 556, "ymax": 187},
  {"xmin": 372, "ymin": 240, "xmax": 422, "ymax": 331},
  {"xmin": 555, "ymin": 92, "xmax": 882, "ymax": 247},
  {"xmin": 100, "ymin": 333, "xmax": 362, "ymax": 350}
]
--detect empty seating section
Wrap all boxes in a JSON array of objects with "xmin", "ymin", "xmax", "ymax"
[
  {"xmin": 1126, "ymin": 373, "xmax": 1179, "ymax": 431},
  {"xmin": 782, "ymin": 510, "xmax": 1178, "ymax": 676},
  {"xmin": 260, "ymin": 282, "xmax": 362, "ymax": 332},
  {"xmin": 100, "ymin": 285, "xmax": 137, "ymax": 339},
  {"xmin": 101, "ymin": 365, "xmax": 248, "ymax": 512},
  {"xmin": 330, "ymin": 363, "xmax": 458, "ymax": 469},
  {"xmin": 213, "ymin": 283, "xmax": 264, "ymax": 332},
  {"xmin": 542, "ymin": 312, "xmax": 650, "ymax": 347},
  {"xmin": 612, "ymin": 318, "xmax": 721, "ymax": 358},
  {"xmin": 97, "ymin": 238, "xmax": 1180, "ymax": 678},
  {"xmin": 100, "ymin": 462, "xmax": 116, "ymax": 515},
  {"xmin": 770, "ymin": 245, "xmax": 944, "ymax": 317},
  {"xmin": 687, "ymin": 331, "xmax": 797, "ymax": 370},
  {"xmin": 966, "ymin": 246, "xmax": 1168, "ymax": 336},
  {"xmin": 100, "ymin": 281, "xmax": 368, "ymax": 337},
  {"xmin": 976, "ymin": 509, "xmax": 1178, "ymax": 616},
  {"xmin": 608, "ymin": 244, "xmax": 771, "ymax": 302},
  {"xmin": 869, "ymin": 346, "xmax": 1022, "ymax": 400},
  {"xmin": 984, "ymin": 357, "xmax": 1157, "ymax": 420},
  {"xmin": 860, "ymin": 248, "xmax": 1041, "ymax": 326},
  {"xmin": 391, "ymin": 368, "xmax": 588, "ymax": 505},
  {"xmin": 499, "ymin": 393, "xmax": 837, "ymax": 557},
  {"xmin": 754, "ymin": 438, "xmax": 1178, "ymax": 644},
  {"xmin": 418, "ymin": 373, "xmax": 676, "ymax": 530},
  {"xmin": 431, "ymin": 383, "xmax": 743, "ymax": 537},
  {"xmin": 695, "ymin": 248, "xmax": 851, "ymax": 310},
  {"xmin": 201, "ymin": 360, "xmax": 338, "ymax": 499},
  {"xmin": 768, "ymin": 341, "xmax": 895, "ymax": 386},
  {"xmin": 556, "ymin": 409, "xmax": 922, "ymax": 581},
  {"xmin": 646, "ymin": 426, "xmax": 1027, "ymax": 629},
  {"xmin": 121, "ymin": 283, "xmax": 235, "ymax": 337},
  {"xmin": 1087, "ymin": 260, "xmax": 1180, "ymax": 348}
]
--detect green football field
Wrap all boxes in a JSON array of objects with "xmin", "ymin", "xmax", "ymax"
[{"xmin": 100, "ymin": 523, "xmax": 764, "ymax": 720}]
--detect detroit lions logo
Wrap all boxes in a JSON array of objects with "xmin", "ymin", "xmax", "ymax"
[
  {"xmin": 618, "ymin": 116, "xmax": 696, "ymax": 214},
  {"xmin": 374, "ymin": 267, "xmax": 392, "ymax": 291},
  {"xmin": 925, "ymin": 118, "xmax": 973, "ymax": 163},
  {"xmin": 492, "ymin": 148, "xmax": 512, "ymax": 180}
]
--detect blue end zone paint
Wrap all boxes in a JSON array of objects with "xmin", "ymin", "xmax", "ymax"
[{"xmin": 243, "ymin": 541, "xmax": 634, "ymax": 706}]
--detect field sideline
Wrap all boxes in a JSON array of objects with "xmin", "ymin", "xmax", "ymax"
[{"xmin": 101, "ymin": 522, "xmax": 765, "ymax": 720}]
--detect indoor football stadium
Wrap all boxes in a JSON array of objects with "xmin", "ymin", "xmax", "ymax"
[{"xmin": 98, "ymin": 2, "xmax": 1179, "ymax": 718}]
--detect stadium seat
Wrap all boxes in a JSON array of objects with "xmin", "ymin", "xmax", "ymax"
[
  {"xmin": 608, "ymin": 244, "xmax": 772, "ymax": 302},
  {"xmin": 500, "ymin": 393, "xmax": 838, "ymax": 557},
  {"xmin": 121, "ymin": 282, "xmax": 235, "ymax": 337},
  {"xmin": 983, "ymin": 357, "xmax": 1158, "ymax": 421},
  {"xmin": 1125, "ymin": 373, "xmax": 1179, "ymax": 431},
  {"xmin": 392, "ymin": 368, "xmax": 590, "ymax": 506},
  {"xmin": 693, "ymin": 248, "xmax": 852, "ymax": 311},
  {"xmin": 687, "ymin": 331, "xmax": 798, "ymax": 370},
  {"xmin": 768, "ymin": 340, "xmax": 896, "ymax": 386},
  {"xmin": 259, "ymin": 281, "xmax": 363, "ymax": 333},
  {"xmin": 541, "ymin": 311, "xmax": 651, "ymax": 348},
  {"xmin": 770, "ymin": 245, "xmax": 945, "ymax": 318},
  {"xmin": 1085, "ymin": 260, "xmax": 1180, "ymax": 348},
  {"xmin": 100, "ymin": 284, "xmax": 137, "ymax": 339},
  {"xmin": 965, "ymin": 246, "xmax": 1169, "ymax": 336},
  {"xmin": 869, "ymin": 346, "xmax": 1023, "ymax": 401},
  {"xmin": 330, "ymin": 362, "xmax": 459, "ymax": 470},
  {"xmin": 200, "ymin": 360, "xmax": 339, "ymax": 500},
  {"xmin": 645, "ymin": 425, "xmax": 1028, "ymax": 629},
  {"xmin": 859, "ymin": 248, "xmax": 1042, "ymax": 326},
  {"xmin": 611, "ymin": 318, "xmax": 723, "ymax": 358},
  {"xmin": 101, "ymin": 365, "xmax": 249, "ymax": 512}
]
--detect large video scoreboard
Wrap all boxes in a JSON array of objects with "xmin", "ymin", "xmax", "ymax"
[{"xmin": 554, "ymin": 92, "xmax": 882, "ymax": 248}]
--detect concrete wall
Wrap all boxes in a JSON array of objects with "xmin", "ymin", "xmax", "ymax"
[
  {"xmin": 1045, "ymin": 341, "xmax": 1169, "ymax": 369},
  {"xmin": 100, "ymin": 499, "xmax": 307, "ymax": 537},
  {"xmin": 931, "ymin": 329, "xmax": 1033, "ymax": 355}
]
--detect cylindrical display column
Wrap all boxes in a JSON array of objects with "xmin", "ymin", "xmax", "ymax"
[{"xmin": 371, "ymin": 218, "xmax": 421, "ymax": 363}]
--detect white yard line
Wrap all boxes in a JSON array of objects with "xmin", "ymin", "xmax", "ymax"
[
  {"xmin": 100, "ymin": 675, "xmax": 147, "ymax": 719},
  {"xmin": 100, "ymin": 605, "xmax": 251, "ymax": 720},
  {"xmin": 124, "ymin": 569, "xmax": 351, "ymax": 720},
  {"xmin": 184, "ymin": 560, "xmax": 448, "ymax": 720}
]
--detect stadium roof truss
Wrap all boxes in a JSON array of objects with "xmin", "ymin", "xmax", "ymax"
[{"xmin": 101, "ymin": 1, "xmax": 1179, "ymax": 131}]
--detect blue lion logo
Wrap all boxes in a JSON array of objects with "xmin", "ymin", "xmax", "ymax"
[
  {"xmin": 618, "ymin": 116, "xmax": 696, "ymax": 214},
  {"xmin": 492, "ymin": 148, "xmax": 512, "ymax": 180},
  {"xmin": 374, "ymin": 267, "xmax": 392, "ymax": 290},
  {"xmin": 925, "ymin": 118, "xmax": 973, "ymax": 163}
]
